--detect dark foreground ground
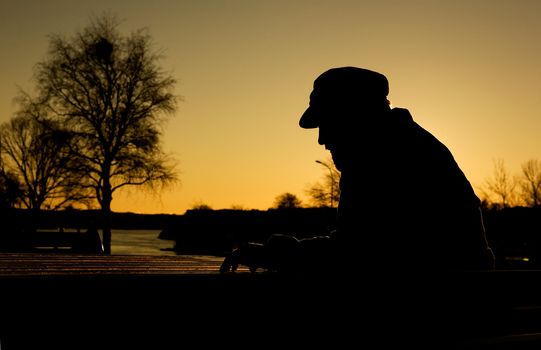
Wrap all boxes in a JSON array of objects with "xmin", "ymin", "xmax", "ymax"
[{"xmin": 1, "ymin": 253, "xmax": 541, "ymax": 349}]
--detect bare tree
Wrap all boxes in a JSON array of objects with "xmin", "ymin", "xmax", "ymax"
[
  {"xmin": 0, "ymin": 115, "xmax": 87, "ymax": 224},
  {"xmin": 480, "ymin": 158, "xmax": 517, "ymax": 208},
  {"xmin": 25, "ymin": 14, "xmax": 178, "ymax": 253},
  {"xmin": 190, "ymin": 201, "xmax": 213, "ymax": 211},
  {"xmin": 0, "ymin": 169, "xmax": 23, "ymax": 210},
  {"xmin": 518, "ymin": 159, "xmax": 541, "ymax": 207},
  {"xmin": 273, "ymin": 192, "xmax": 302, "ymax": 209},
  {"xmin": 306, "ymin": 158, "xmax": 340, "ymax": 208}
]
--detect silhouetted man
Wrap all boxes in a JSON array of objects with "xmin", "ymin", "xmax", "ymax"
[
  {"xmin": 217, "ymin": 67, "xmax": 496, "ymax": 346},
  {"xmin": 299, "ymin": 66, "xmax": 494, "ymax": 272}
]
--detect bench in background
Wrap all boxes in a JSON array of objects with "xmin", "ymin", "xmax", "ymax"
[{"xmin": 0, "ymin": 229, "xmax": 103, "ymax": 254}]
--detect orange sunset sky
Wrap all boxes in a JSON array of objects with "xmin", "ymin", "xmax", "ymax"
[{"xmin": 1, "ymin": 0, "xmax": 540, "ymax": 214}]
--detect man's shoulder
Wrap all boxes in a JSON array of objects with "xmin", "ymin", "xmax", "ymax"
[{"xmin": 392, "ymin": 108, "xmax": 447, "ymax": 145}]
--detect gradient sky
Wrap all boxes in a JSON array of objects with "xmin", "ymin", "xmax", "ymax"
[{"xmin": 1, "ymin": 0, "xmax": 540, "ymax": 214}]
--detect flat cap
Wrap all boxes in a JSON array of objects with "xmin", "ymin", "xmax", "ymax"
[{"xmin": 299, "ymin": 67, "xmax": 389, "ymax": 129}]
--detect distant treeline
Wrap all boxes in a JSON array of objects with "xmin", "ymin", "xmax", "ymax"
[
  {"xmin": 1, "ymin": 206, "xmax": 540, "ymax": 269},
  {"xmin": 159, "ymin": 207, "xmax": 338, "ymax": 256},
  {"xmin": 0, "ymin": 208, "xmax": 180, "ymax": 231},
  {"xmin": 160, "ymin": 207, "xmax": 541, "ymax": 269},
  {"xmin": 483, "ymin": 206, "xmax": 541, "ymax": 269}
]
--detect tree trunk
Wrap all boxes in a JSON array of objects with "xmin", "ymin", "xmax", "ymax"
[
  {"xmin": 29, "ymin": 205, "xmax": 41, "ymax": 233},
  {"xmin": 102, "ymin": 208, "xmax": 112, "ymax": 255},
  {"xmin": 101, "ymin": 177, "xmax": 113, "ymax": 255}
]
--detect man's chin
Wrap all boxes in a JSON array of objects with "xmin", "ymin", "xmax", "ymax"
[{"xmin": 330, "ymin": 154, "xmax": 344, "ymax": 171}]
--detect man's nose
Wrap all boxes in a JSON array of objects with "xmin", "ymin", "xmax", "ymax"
[
  {"xmin": 318, "ymin": 128, "xmax": 326, "ymax": 146},
  {"xmin": 318, "ymin": 135, "xmax": 325, "ymax": 146}
]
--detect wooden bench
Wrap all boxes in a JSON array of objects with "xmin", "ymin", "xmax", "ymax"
[{"xmin": 0, "ymin": 229, "xmax": 103, "ymax": 254}]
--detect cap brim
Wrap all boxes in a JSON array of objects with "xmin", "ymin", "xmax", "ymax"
[{"xmin": 299, "ymin": 107, "xmax": 319, "ymax": 129}]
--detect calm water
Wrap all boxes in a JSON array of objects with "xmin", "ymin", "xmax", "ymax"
[{"xmin": 105, "ymin": 229, "xmax": 177, "ymax": 256}]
